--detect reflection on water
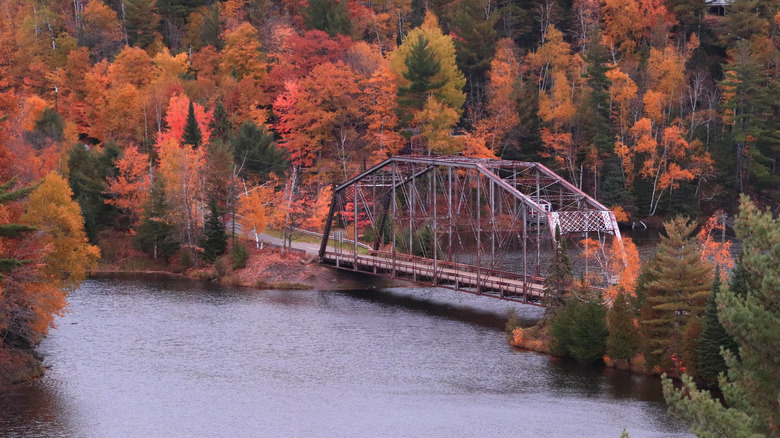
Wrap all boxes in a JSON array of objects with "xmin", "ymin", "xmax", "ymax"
[{"xmin": 1, "ymin": 276, "xmax": 690, "ymax": 437}]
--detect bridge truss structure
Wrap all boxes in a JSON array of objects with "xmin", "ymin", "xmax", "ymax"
[{"xmin": 319, "ymin": 156, "xmax": 623, "ymax": 304}]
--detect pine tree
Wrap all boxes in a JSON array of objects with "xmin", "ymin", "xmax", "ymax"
[
  {"xmin": 135, "ymin": 176, "xmax": 179, "ymax": 262},
  {"xmin": 543, "ymin": 226, "xmax": 572, "ymax": 310},
  {"xmin": 579, "ymin": 28, "xmax": 613, "ymax": 156},
  {"xmin": 721, "ymin": 40, "xmax": 780, "ymax": 194},
  {"xmin": 199, "ymin": 200, "xmax": 227, "ymax": 262},
  {"xmin": 640, "ymin": 217, "xmax": 713, "ymax": 373},
  {"xmin": 663, "ymin": 196, "xmax": 780, "ymax": 437},
  {"xmin": 569, "ymin": 297, "xmax": 609, "ymax": 364},
  {"xmin": 695, "ymin": 267, "xmax": 738, "ymax": 386},
  {"xmin": 399, "ymin": 34, "xmax": 445, "ymax": 113},
  {"xmin": 24, "ymin": 107, "xmax": 64, "ymax": 151},
  {"xmin": 67, "ymin": 143, "xmax": 121, "ymax": 241},
  {"xmin": 303, "ymin": 0, "xmax": 351, "ymax": 37},
  {"xmin": 231, "ymin": 122, "xmax": 287, "ymax": 181},
  {"xmin": 550, "ymin": 281, "xmax": 608, "ymax": 364},
  {"xmin": 124, "ymin": 0, "xmax": 159, "ymax": 48},
  {"xmin": 0, "ymin": 177, "xmax": 36, "ymax": 277},
  {"xmin": 451, "ymin": 0, "xmax": 499, "ymax": 102},
  {"xmin": 204, "ymin": 138, "xmax": 234, "ymax": 208},
  {"xmin": 200, "ymin": 4, "xmax": 222, "ymax": 50},
  {"xmin": 182, "ymin": 100, "xmax": 203, "ymax": 148},
  {"xmin": 209, "ymin": 101, "xmax": 232, "ymax": 143},
  {"xmin": 606, "ymin": 292, "xmax": 641, "ymax": 361}
]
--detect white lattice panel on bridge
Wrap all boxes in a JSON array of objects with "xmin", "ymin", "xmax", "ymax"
[{"xmin": 550, "ymin": 211, "xmax": 614, "ymax": 234}]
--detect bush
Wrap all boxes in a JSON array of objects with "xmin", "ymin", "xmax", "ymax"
[
  {"xmin": 232, "ymin": 243, "xmax": 249, "ymax": 270},
  {"xmin": 505, "ymin": 308, "xmax": 522, "ymax": 343},
  {"xmin": 606, "ymin": 292, "xmax": 641, "ymax": 361},
  {"xmin": 550, "ymin": 298, "xmax": 608, "ymax": 364},
  {"xmin": 214, "ymin": 258, "xmax": 227, "ymax": 277},
  {"xmin": 180, "ymin": 249, "xmax": 193, "ymax": 269}
]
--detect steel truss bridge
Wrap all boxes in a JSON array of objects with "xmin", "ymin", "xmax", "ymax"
[{"xmin": 318, "ymin": 156, "xmax": 623, "ymax": 305}]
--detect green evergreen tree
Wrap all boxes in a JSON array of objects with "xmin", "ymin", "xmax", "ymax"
[
  {"xmin": 199, "ymin": 4, "xmax": 222, "ymax": 50},
  {"xmin": 182, "ymin": 100, "xmax": 203, "ymax": 148},
  {"xmin": 204, "ymin": 138, "xmax": 234, "ymax": 208},
  {"xmin": 399, "ymin": 35, "xmax": 446, "ymax": 112},
  {"xmin": 543, "ymin": 226, "xmax": 572, "ymax": 310},
  {"xmin": 199, "ymin": 200, "xmax": 227, "ymax": 262},
  {"xmin": 209, "ymin": 101, "xmax": 232, "ymax": 143},
  {"xmin": 640, "ymin": 217, "xmax": 713, "ymax": 372},
  {"xmin": 450, "ymin": 1, "xmax": 499, "ymax": 103},
  {"xmin": 501, "ymin": 79, "xmax": 542, "ymax": 161},
  {"xmin": 606, "ymin": 292, "xmax": 641, "ymax": 361},
  {"xmin": 24, "ymin": 107, "xmax": 64, "ymax": 151},
  {"xmin": 0, "ymin": 177, "xmax": 36, "ymax": 277},
  {"xmin": 67, "ymin": 143, "xmax": 121, "ymax": 240},
  {"xmin": 569, "ymin": 297, "xmax": 609, "ymax": 364},
  {"xmin": 720, "ymin": 40, "xmax": 780, "ymax": 194},
  {"xmin": 231, "ymin": 122, "xmax": 288, "ymax": 181},
  {"xmin": 303, "ymin": 0, "xmax": 351, "ymax": 37},
  {"xmin": 135, "ymin": 176, "xmax": 179, "ymax": 262},
  {"xmin": 156, "ymin": 0, "xmax": 206, "ymax": 48},
  {"xmin": 550, "ymin": 282, "xmax": 609, "ymax": 365},
  {"xmin": 599, "ymin": 156, "xmax": 635, "ymax": 216},
  {"xmin": 663, "ymin": 196, "xmax": 780, "ymax": 437},
  {"xmin": 579, "ymin": 28, "xmax": 613, "ymax": 156},
  {"xmin": 495, "ymin": 0, "xmax": 536, "ymax": 48},
  {"xmin": 124, "ymin": 0, "xmax": 159, "ymax": 49},
  {"xmin": 695, "ymin": 267, "xmax": 739, "ymax": 386}
]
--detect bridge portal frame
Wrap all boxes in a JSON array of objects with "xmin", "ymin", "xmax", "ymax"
[{"xmin": 319, "ymin": 156, "xmax": 623, "ymax": 303}]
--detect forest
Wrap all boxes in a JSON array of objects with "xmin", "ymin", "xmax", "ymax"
[{"xmin": 1, "ymin": 0, "xmax": 779, "ymax": 434}]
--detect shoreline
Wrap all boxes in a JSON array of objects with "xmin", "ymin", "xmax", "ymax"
[{"xmin": 508, "ymin": 323, "xmax": 657, "ymax": 377}]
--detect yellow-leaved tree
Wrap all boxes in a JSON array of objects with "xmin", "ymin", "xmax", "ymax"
[
  {"xmin": 237, "ymin": 188, "xmax": 268, "ymax": 248},
  {"xmin": 21, "ymin": 172, "xmax": 100, "ymax": 291},
  {"xmin": 389, "ymin": 11, "xmax": 466, "ymax": 152}
]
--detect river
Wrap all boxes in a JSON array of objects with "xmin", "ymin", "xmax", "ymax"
[{"xmin": 0, "ymin": 275, "xmax": 691, "ymax": 437}]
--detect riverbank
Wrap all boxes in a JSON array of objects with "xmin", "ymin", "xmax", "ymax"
[
  {"xmin": 507, "ymin": 321, "xmax": 654, "ymax": 376},
  {"xmin": 94, "ymin": 231, "xmax": 399, "ymax": 291},
  {"xmin": 0, "ymin": 349, "xmax": 45, "ymax": 386}
]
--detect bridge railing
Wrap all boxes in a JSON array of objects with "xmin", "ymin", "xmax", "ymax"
[{"xmin": 322, "ymin": 249, "xmax": 547, "ymax": 295}]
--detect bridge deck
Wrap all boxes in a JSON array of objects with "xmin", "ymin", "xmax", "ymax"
[{"xmin": 322, "ymin": 250, "xmax": 546, "ymax": 305}]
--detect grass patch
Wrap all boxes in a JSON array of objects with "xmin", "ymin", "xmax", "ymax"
[
  {"xmin": 192, "ymin": 268, "xmax": 218, "ymax": 281},
  {"xmin": 220, "ymin": 274, "xmax": 242, "ymax": 286}
]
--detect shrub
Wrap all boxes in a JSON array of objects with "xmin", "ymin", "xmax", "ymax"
[
  {"xmin": 550, "ymin": 298, "xmax": 608, "ymax": 364},
  {"xmin": 232, "ymin": 243, "xmax": 249, "ymax": 270},
  {"xmin": 214, "ymin": 258, "xmax": 227, "ymax": 277},
  {"xmin": 180, "ymin": 249, "xmax": 193, "ymax": 269},
  {"xmin": 505, "ymin": 308, "xmax": 522, "ymax": 343}
]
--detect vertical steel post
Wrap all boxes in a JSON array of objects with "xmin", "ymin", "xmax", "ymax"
[
  {"xmin": 490, "ymin": 179, "xmax": 495, "ymax": 265},
  {"xmin": 409, "ymin": 167, "xmax": 414, "ymax": 258},
  {"xmin": 536, "ymin": 171, "xmax": 541, "ymax": 276},
  {"xmin": 476, "ymin": 171, "xmax": 481, "ymax": 293},
  {"xmin": 448, "ymin": 166, "xmax": 453, "ymax": 263},
  {"xmin": 392, "ymin": 163, "xmax": 397, "ymax": 278},
  {"xmin": 353, "ymin": 182, "xmax": 358, "ymax": 271},
  {"xmin": 432, "ymin": 167, "xmax": 438, "ymax": 285},
  {"xmin": 523, "ymin": 205, "xmax": 528, "ymax": 301}
]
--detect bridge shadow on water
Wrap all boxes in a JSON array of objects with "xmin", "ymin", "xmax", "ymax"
[{"xmin": 335, "ymin": 286, "xmax": 543, "ymax": 331}]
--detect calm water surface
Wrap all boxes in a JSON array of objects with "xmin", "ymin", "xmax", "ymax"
[{"xmin": 0, "ymin": 275, "xmax": 691, "ymax": 437}]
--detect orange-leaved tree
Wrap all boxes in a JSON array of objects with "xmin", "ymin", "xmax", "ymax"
[
  {"xmin": 478, "ymin": 38, "xmax": 521, "ymax": 156},
  {"xmin": 579, "ymin": 235, "xmax": 640, "ymax": 303},
  {"xmin": 697, "ymin": 211, "xmax": 734, "ymax": 281},
  {"xmin": 155, "ymin": 95, "xmax": 212, "ymax": 261},
  {"xmin": 105, "ymin": 145, "xmax": 152, "ymax": 227}
]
